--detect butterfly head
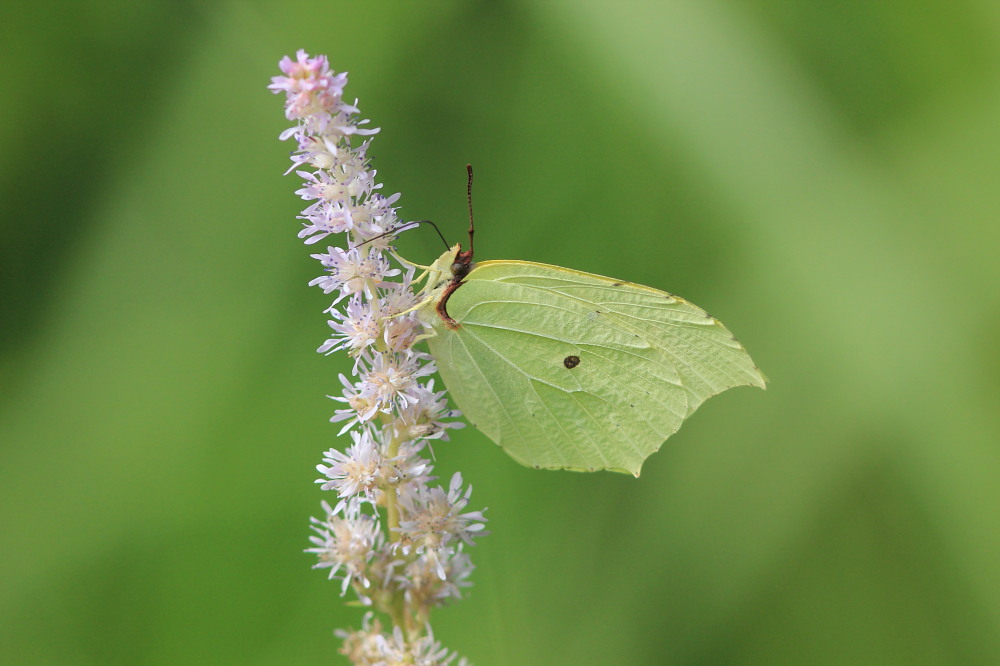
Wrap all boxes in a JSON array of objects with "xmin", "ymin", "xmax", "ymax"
[
  {"xmin": 424, "ymin": 243, "xmax": 464, "ymax": 292},
  {"xmin": 451, "ymin": 246, "xmax": 474, "ymax": 281}
]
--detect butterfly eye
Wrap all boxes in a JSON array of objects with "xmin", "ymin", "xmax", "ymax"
[{"xmin": 451, "ymin": 261, "xmax": 472, "ymax": 281}]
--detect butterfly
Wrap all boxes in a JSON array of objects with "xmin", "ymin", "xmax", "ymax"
[{"xmin": 410, "ymin": 169, "xmax": 766, "ymax": 476}]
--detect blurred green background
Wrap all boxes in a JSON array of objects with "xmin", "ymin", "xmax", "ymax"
[{"xmin": 3, "ymin": 1, "xmax": 1000, "ymax": 664}]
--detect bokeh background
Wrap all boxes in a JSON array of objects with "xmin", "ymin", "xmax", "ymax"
[{"xmin": 3, "ymin": 1, "xmax": 1000, "ymax": 664}]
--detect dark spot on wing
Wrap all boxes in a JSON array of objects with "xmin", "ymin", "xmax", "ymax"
[
  {"xmin": 563, "ymin": 355, "xmax": 581, "ymax": 369},
  {"xmin": 612, "ymin": 282, "xmax": 623, "ymax": 286}
]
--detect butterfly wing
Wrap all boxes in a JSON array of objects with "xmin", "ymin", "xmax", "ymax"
[{"xmin": 426, "ymin": 260, "xmax": 766, "ymax": 475}]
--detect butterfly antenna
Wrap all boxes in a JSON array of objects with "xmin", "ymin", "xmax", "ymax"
[
  {"xmin": 417, "ymin": 220, "xmax": 451, "ymax": 250},
  {"xmin": 466, "ymin": 164, "xmax": 475, "ymax": 259},
  {"xmin": 350, "ymin": 220, "xmax": 450, "ymax": 251}
]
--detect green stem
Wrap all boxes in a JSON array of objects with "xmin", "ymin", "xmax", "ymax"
[
  {"xmin": 379, "ymin": 427, "xmax": 416, "ymax": 638},
  {"xmin": 369, "ymin": 339, "xmax": 421, "ymax": 639},
  {"xmin": 384, "ymin": 432, "xmax": 402, "ymax": 540}
]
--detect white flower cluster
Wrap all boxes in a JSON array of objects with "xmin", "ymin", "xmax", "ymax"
[
  {"xmin": 338, "ymin": 614, "xmax": 469, "ymax": 666},
  {"xmin": 270, "ymin": 50, "xmax": 486, "ymax": 665}
]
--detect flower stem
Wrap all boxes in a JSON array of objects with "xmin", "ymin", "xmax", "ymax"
[{"xmin": 385, "ymin": 432, "xmax": 403, "ymax": 540}]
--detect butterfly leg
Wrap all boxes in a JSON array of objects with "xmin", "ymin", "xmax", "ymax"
[
  {"xmin": 380, "ymin": 297, "xmax": 438, "ymax": 344},
  {"xmin": 382, "ymin": 292, "xmax": 435, "ymax": 321},
  {"xmin": 390, "ymin": 251, "xmax": 434, "ymax": 276},
  {"xmin": 411, "ymin": 327, "xmax": 438, "ymax": 344}
]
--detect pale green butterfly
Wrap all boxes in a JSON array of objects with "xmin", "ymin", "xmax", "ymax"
[{"xmin": 408, "ymin": 168, "xmax": 766, "ymax": 476}]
